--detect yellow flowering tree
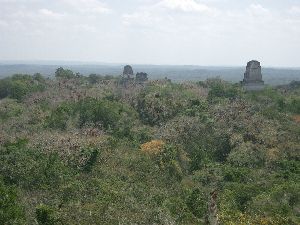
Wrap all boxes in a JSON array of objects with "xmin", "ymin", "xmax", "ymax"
[{"xmin": 140, "ymin": 140, "xmax": 165, "ymax": 156}]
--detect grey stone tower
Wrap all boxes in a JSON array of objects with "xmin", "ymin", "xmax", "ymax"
[
  {"xmin": 122, "ymin": 65, "xmax": 134, "ymax": 79},
  {"xmin": 242, "ymin": 60, "xmax": 264, "ymax": 91}
]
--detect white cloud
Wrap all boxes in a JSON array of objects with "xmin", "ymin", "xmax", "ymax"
[
  {"xmin": 123, "ymin": 11, "xmax": 164, "ymax": 27},
  {"xmin": 74, "ymin": 24, "xmax": 97, "ymax": 32},
  {"xmin": 247, "ymin": 4, "xmax": 270, "ymax": 17},
  {"xmin": 38, "ymin": 9, "xmax": 65, "ymax": 19},
  {"xmin": 0, "ymin": 20, "xmax": 8, "ymax": 27},
  {"xmin": 122, "ymin": 0, "xmax": 218, "ymax": 29},
  {"xmin": 0, "ymin": 0, "xmax": 111, "ymax": 36},
  {"xmin": 157, "ymin": 0, "xmax": 215, "ymax": 13},
  {"xmin": 0, "ymin": 0, "xmax": 299, "ymax": 66},
  {"xmin": 289, "ymin": 6, "xmax": 300, "ymax": 14},
  {"xmin": 62, "ymin": 0, "xmax": 111, "ymax": 14}
]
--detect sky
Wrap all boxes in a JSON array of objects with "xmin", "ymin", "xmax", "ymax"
[{"xmin": 0, "ymin": 0, "xmax": 300, "ymax": 67}]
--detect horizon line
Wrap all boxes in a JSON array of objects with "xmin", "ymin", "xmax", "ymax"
[{"xmin": 0, "ymin": 59, "xmax": 300, "ymax": 69}]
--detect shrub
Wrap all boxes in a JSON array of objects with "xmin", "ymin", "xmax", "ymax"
[
  {"xmin": 46, "ymin": 102, "xmax": 74, "ymax": 130},
  {"xmin": 220, "ymin": 183, "xmax": 261, "ymax": 212},
  {"xmin": 0, "ymin": 139, "xmax": 69, "ymax": 189},
  {"xmin": 55, "ymin": 67, "xmax": 75, "ymax": 79},
  {"xmin": 0, "ymin": 178, "xmax": 25, "ymax": 224},
  {"xmin": 137, "ymin": 83, "xmax": 194, "ymax": 125},
  {"xmin": 160, "ymin": 116, "xmax": 230, "ymax": 171},
  {"xmin": 76, "ymin": 98, "xmax": 137, "ymax": 135},
  {"xmin": 287, "ymin": 97, "xmax": 300, "ymax": 114},
  {"xmin": 87, "ymin": 74, "xmax": 115, "ymax": 84},
  {"xmin": 185, "ymin": 188, "xmax": 207, "ymax": 219},
  {"xmin": 46, "ymin": 98, "xmax": 138, "ymax": 137},
  {"xmin": 141, "ymin": 142, "xmax": 186, "ymax": 180},
  {"xmin": 0, "ymin": 78, "xmax": 10, "ymax": 99},
  {"xmin": 0, "ymin": 74, "xmax": 45, "ymax": 101},
  {"xmin": 207, "ymin": 79, "xmax": 241, "ymax": 100},
  {"xmin": 79, "ymin": 147, "xmax": 99, "ymax": 172},
  {"xmin": 140, "ymin": 140, "xmax": 165, "ymax": 156},
  {"xmin": 163, "ymin": 197, "xmax": 197, "ymax": 223},
  {"xmin": 0, "ymin": 99, "xmax": 23, "ymax": 121},
  {"xmin": 36, "ymin": 205, "xmax": 58, "ymax": 225}
]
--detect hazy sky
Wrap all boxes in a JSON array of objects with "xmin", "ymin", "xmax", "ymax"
[{"xmin": 0, "ymin": 0, "xmax": 300, "ymax": 66}]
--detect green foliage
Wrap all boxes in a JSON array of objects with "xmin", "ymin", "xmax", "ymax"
[
  {"xmin": 0, "ymin": 178, "xmax": 25, "ymax": 224},
  {"xmin": 76, "ymin": 98, "xmax": 123, "ymax": 130},
  {"xmin": 221, "ymin": 183, "xmax": 261, "ymax": 212},
  {"xmin": 137, "ymin": 83, "xmax": 194, "ymax": 125},
  {"xmin": 185, "ymin": 188, "xmax": 207, "ymax": 219},
  {"xmin": 0, "ymin": 139, "xmax": 70, "ymax": 189},
  {"xmin": 287, "ymin": 97, "xmax": 300, "ymax": 114},
  {"xmin": 0, "ymin": 75, "xmax": 299, "ymax": 224},
  {"xmin": 247, "ymin": 86, "xmax": 300, "ymax": 115},
  {"xmin": 46, "ymin": 102, "xmax": 74, "ymax": 130},
  {"xmin": 0, "ymin": 74, "xmax": 45, "ymax": 101},
  {"xmin": 163, "ymin": 197, "xmax": 198, "ymax": 223},
  {"xmin": 183, "ymin": 99, "xmax": 208, "ymax": 118},
  {"xmin": 79, "ymin": 147, "xmax": 99, "ymax": 172},
  {"xmin": 36, "ymin": 205, "xmax": 58, "ymax": 225},
  {"xmin": 88, "ymin": 74, "xmax": 115, "ymax": 84},
  {"xmin": 249, "ymin": 182, "xmax": 300, "ymax": 220},
  {"xmin": 207, "ymin": 79, "xmax": 241, "ymax": 100},
  {"xmin": 156, "ymin": 144, "xmax": 185, "ymax": 180},
  {"xmin": 76, "ymin": 98, "xmax": 137, "ymax": 136},
  {"xmin": 46, "ymin": 98, "xmax": 139, "ymax": 141},
  {"xmin": 0, "ymin": 78, "xmax": 10, "ymax": 99},
  {"xmin": 223, "ymin": 166, "xmax": 249, "ymax": 183},
  {"xmin": 55, "ymin": 67, "xmax": 75, "ymax": 79},
  {"xmin": 162, "ymin": 116, "xmax": 230, "ymax": 171},
  {"xmin": 276, "ymin": 160, "xmax": 300, "ymax": 180},
  {"xmin": 33, "ymin": 73, "xmax": 45, "ymax": 82},
  {"xmin": 0, "ymin": 99, "xmax": 23, "ymax": 121}
]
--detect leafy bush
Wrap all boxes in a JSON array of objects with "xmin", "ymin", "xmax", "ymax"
[
  {"xmin": 55, "ymin": 67, "xmax": 75, "ymax": 79},
  {"xmin": 46, "ymin": 98, "xmax": 139, "ymax": 140},
  {"xmin": 0, "ymin": 139, "xmax": 70, "ymax": 189},
  {"xmin": 46, "ymin": 102, "xmax": 74, "ymax": 130},
  {"xmin": 0, "ymin": 76, "xmax": 299, "ymax": 224},
  {"xmin": 0, "ymin": 74, "xmax": 45, "ymax": 101},
  {"xmin": 0, "ymin": 78, "xmax": 10, "ymax": 99},
  {"xmin": 79, "ymin": 147, "xmax": 99, "ymax": 172},
  {"xmin": 36, "ymin": 204, "xmax": 59, "ymax": 225},
  {"xmin": 0, "ymin": 178, "xmax": 25, "ymax": 224},
  {"xmin": 0, "ymin": 99, "xmax": 23, "ymax": 121},
  {"xmin": 160, "ymin": 116, "xmax": 230, "ymax": 171},
  {"xmin": 287, "ymin": 97, "xmax": 300, "ymax": 114},
  {"xmin": 207, "ymin": 79, "xmax": 241, "ymax": 100},
  {"xmin": 163, "ymin": 197, "xmax": 198, "ymax": 223},
  {"xmin": 88, "ymin": 74, "xmax": 115, "ymax": 84},
  {"xmin": 185, "ymin": 188, "xmax": 207, "ymax": 219},
  {"xmin": 137, "ymin": 83, "xmax": 194, "ymax": 125},
  {"xmin": 220, "ymin": 183, "xmax": 261, "ymax": 212},
  {"xmin": 140, "ymin": 140, "xmax": 165, "ymax": 156},
  {"xmin": 243, "ymin": 182, "xmax": 300, "ymax": 224},
  {"xmin": 141, "ymin": 142, "xmax": 186, "ymax": 180},
  {"xmin": 75, "ymin": 98, "xmax": 137, "ymax": 134}
]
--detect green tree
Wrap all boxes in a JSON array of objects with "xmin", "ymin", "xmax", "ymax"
[
  {"xmin": 55, "ymin": 67, "xmax": 75, "ymax": 79},
  {"xmin": 0, "ymin": 178, "xmax": 25, "ymax": 224}
]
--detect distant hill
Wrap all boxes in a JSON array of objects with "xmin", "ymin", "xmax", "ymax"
[{"xmin": 0, "ymin": 63, "xmax": 299, "ymax": 86}]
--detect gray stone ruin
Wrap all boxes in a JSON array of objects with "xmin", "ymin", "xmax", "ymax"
[
  {"xmin": 121, "ymin": 65, "xmax": 149, "ymax": 86},
  {"xmin": 136, "ymin": 72, "xmax": 148, "ymax": 83},
  {"xmin": 122, "ymin": 65, "xmax": 134, "ymax": 79},
  {"xmin": 241, "ymin": 60, "xmax": 264, "ymax": 91}
]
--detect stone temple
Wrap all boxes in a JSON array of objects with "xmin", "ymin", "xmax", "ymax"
[
  {"xmin": 136, "ymin": 72, "xmax": 148, "ymax": 83},
  {"xmin": 122, "ymin": 65, "xmax": 134, "ymax": 79},
  {"xmin": 241, "ymin": 60, "xmax": 264, "ymax": 91}
]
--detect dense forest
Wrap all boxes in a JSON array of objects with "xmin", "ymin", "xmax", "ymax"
[{"xmin": 0, "ymin": 68, "xmax": 299, "ymax": 225}]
